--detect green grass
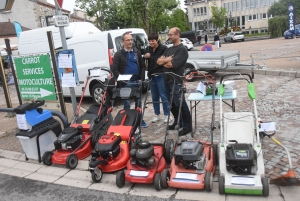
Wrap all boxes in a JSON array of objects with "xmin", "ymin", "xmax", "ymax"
[{"xmin": 244, "ymin": 32, "xmax": 270, "ymax": 37}]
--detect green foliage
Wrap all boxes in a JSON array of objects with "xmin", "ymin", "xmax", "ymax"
[
  {"xmin": 268, "ymin": 16, "xmax": 288, "ymax": 38},
  {"xmin": 75, "ymin": 0, "xmax": 185, "ymax": 34},
  {"xmin": 168, "ymin": 8, "xmax": 190, "ymax": 32},
  {"xmin": 268, "ymin": 0, "xmax": 300, "ymax": 17},
  {"xmin": 210, "ymin": 1, "xmax": 227, "ymax": 31}
]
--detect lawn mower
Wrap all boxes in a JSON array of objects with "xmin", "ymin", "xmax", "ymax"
[
  {"xmin": 259, "ymin": 122, "xmax": 300, "ymax": 186},
  {"xmin": 163, "ymin": 72, "xmax": 217, "ymax": 191},
  {"xmin": 218, "ymin": 73, "xmax": 269, "ymax": 196},
  {"xmin": 88, "ymin": 75, "xmax": 145, "ymax": 182},
  {"xmin": 42, "ymin": 67, "xmax": 111, "ymax": 169},
  {"xmin": 114, "ymin": 73, "xmax": 174, "ymax": 191}
]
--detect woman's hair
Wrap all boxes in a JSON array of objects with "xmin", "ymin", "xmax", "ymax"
[{"xmin": 148, "ymin": 33, "xmax": 159, "ymax": 41}]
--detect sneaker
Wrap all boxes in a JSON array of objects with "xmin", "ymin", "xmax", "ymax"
[
  {"xmin": 164, "ymin": 115, "xmax": 173, "ymax": 123},
  {"xmin": 152, "ymin": 115, "xmax": 160, "ymax": 123},
  {"xmin": 168, "ymin": 124, "xmax": 176, "ymax": 130},
  {"xmin": 141, "ymin": 120, "xmax": 148, "ymax": 128}
]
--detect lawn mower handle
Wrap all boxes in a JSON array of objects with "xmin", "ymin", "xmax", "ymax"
[{"xmin": 219, "ymin": 73, "xmax": 253, "ymax": 84}]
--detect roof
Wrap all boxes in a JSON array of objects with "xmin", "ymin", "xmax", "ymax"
[{"xmin": 0, "ymin": 21, "xmax": 30, "ymax": 37}]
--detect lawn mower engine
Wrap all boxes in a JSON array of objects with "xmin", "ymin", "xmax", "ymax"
[
  {"xmin": 226, "ymin": 143, "xmax": 257, "ymax": 175},
  {"xmin": 130, "ymin": 141, "xmax": 155, "ymax": 167},
  {"xmin": 54, "ymin": 126, "xmax": 83, "ymax": 150},
  {"xmin": 92, "ymin": 132, "xmax": 121, "ymax": 159},
  {"xmin": 174, "ymin": 141, "xmax": 206, "ymax": 170}
]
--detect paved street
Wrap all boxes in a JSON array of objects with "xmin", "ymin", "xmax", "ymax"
[{"xmin": 0, "ymin": 37, "xmax": 299, "ymax": 200}]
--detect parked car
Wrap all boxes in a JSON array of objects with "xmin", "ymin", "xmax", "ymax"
[
  {"xmin": 284, "ymin": 24, "xmax": 300, "ymax": 39},
  {"xmin": 224, "ymin": 32, "xmax": 245, "ymax": 42},
  {"xmin": 180, "ymin": 31, "xmax": 197, "ymax": 44},
  {"xmin": 165, "ymin": 38, "xmax": 194, "ymax": 51}
]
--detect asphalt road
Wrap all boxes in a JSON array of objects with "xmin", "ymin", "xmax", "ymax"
[{"xmin": 0, "ymin": 173, "xmax": 183, "ymax": 201}]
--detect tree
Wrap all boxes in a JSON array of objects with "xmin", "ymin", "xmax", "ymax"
[
  {"xmin": 268, "ymin": 0, "xmax": 300, "ymax": 17},
  {"xmin": 210, "ymin": 1, "xmax": 227, "ymax": 32},
  {"xmin": 268, "ymin": 16, "xmax": 288, "ymax": 38},
  {"xmin": 168, "ymin": 8, "xmax": 190, "ymax": 32},
  {"xmin": 75, "ymin": 0, "xmax": 109, "ymax": 31}
]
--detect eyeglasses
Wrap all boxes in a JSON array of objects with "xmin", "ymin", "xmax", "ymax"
[
  {"xmin": 124, "ymin": 39, "xmax": 133, "ymax": 42},
  {"xmin": 167, "ymin": 33, "xmax": 176, "ymax": 36}
]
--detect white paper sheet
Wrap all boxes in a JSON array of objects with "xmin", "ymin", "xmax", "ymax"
[
  {"xmin": 89, "ymin": 69, "xmax": 100, "ymax": 77},
  {"xmin": 129, "ymin": 170, "xmax": 149, "ymax": 177},
  {"xmin": 16, "ymin": 114, "xmax": 29, "ymax": 130},
  {"xmin": 175, "ymin": 173, "xmax": 198, "ymax": 180},
  {"xmin": 259, "ymin": 122, "xmax": 276, "ymax": 132},
  {"xmin": 58, "ymin": 54, "xmax": 72, "ymax": 68},
  {"xmin": 62, "ymin": 73, "xmax": 76, "ymax": 87},
  {"xmin": 196, "ymin": 82, "xmax": 206, "ymax": 95},
  {"xmin": 118, "ymin": 74, "xmax": 132, "ymax": 81},
  {"xmin": 231, "ymin": 176, "xmax": 255, "ymax": 186}
]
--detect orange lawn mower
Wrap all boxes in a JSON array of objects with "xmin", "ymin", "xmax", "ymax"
[
  {"xmin": 42, "ymin": 67, "xmax": 111, "ymax": 169},
  {"xmin": 88, "ymin": 75, "xmax": 145, "ymax": 182},
  {"xmin": 161, "ymin": 72, "xmax": 217, "ymax": 191}
]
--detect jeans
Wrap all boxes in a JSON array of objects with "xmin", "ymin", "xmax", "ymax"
[
  {"xmin": 123, "ymin": 80, "xmax": 141, "ymax": 109},
  {"xmin": 165, "ymin": 82, "xmax": 192, "ymax": 130},
  {"xmin": 150, "ymin": 74, "xmax": 169, "ymax": 116}
]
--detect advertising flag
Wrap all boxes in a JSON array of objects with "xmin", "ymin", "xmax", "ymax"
[
  {"xmin": 288, "ymin": 3, "xmax": 295, "ymax": 34},
  {"xmin": 13, "ymin": 21, "xmax": 23, "ymax": 38}
]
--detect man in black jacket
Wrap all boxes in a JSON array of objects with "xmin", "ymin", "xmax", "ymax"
[{"xmin": 112, "ymin": 32, "xmax": 147, "ymax": 127}]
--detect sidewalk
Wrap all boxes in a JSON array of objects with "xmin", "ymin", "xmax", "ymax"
[{"xmin": 0, "ymin": 37, "xmax": 300, "ymax": 200}]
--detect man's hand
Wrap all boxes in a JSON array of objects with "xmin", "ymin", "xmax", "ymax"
[
  {"xmin": 144, "ymin": 53, "xmax": 151, "ymax": 59},
  {"xmin": 157, "ymin": 55, "xmax": 174, "ymax": 66}
]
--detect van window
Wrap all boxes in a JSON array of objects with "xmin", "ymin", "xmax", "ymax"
[{"xmin": 115, "ymin": 34, "xmax": 148, "ymax": 55}]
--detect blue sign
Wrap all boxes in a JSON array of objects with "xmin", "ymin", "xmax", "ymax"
[
  {"xmin": 13, "ymin": 21, "xmax": 23, "ymax": 38},
  {"xmin": 288, "ymin": 3, "xmax": 295, "ymax": 34},
  {"xmin": 56, "ymin": 49, "xmax": 79, "ymax": 85}
]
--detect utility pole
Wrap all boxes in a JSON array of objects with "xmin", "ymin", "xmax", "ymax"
[{"xmin": 53, "ymin": 0, "xmax": 77, "ymax": 117}]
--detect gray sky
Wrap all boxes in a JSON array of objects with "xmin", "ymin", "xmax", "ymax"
[{"xmin": 47, "ymin": 0, "xmax": 76, "ymax": 12}]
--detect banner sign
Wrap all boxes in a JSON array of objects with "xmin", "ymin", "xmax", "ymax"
[
  {"xmin": 288, "ymin": 3, "xmax": 295, "ymax": 34},
  {"xmin": 14, "ymin": 55, "xmax": 57, "ymax": 100}
]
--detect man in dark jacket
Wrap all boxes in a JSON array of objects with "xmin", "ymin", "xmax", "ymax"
[
  {"xmin": 157, "ymin": 27, "xmax": 192, "ymax": 136},
  {"xmin": 112, "ymin": 32, "xmax": 147, "ymax": 127}
]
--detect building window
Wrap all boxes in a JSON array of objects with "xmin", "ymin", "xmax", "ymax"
[
  {"xmin": 246, "ymin": 0, "xmax": 250, "ymax": 8},
  {"xmin": 248, "ymin": 15, "xmax": 252, "ymax": 20},
  {"xmin": 229, "ymin": 2, "xmax": 232, "ymax": 11},
  {"xmin": 232, "ymin": 2, "xmax": 236, "ymax": 11},
  {"xmin": 197, "ymin": 8, "xmax": 200, "ymax": 16},
  {"xmin": 224, "ymin": 3, "xmax": 228, "ymax": 11},
  {"xmin": 261, "ymin": 13, "xmax": 267, "ymax": 19},
  {"xmin": 237, "ymin": 1, "xmax": 240, "ymax": 10},
  {"xmin": 40, "ymin": 6, "xmax": 44, "ymax": 14},
  {"xmin": 250, "ymin": 0, "xmax": 254, "ymax": 8},
  {"xmin": 255, "ymin": 0, "xmax": 258, "ymax": 7},
  {"xmin": 194, "ymin": 8, "xmax": 196, "ymax": 17},
  {"xmin": 200, "ymin": 7, "xmax": 203, "ymax": 15},
  {"xmin": 242, "ymin": 0, "xmax": 245, "ymax": 10},
  {"xmin": 204, "ymin": 7, "xmax": 207, "ymax": 15},
  {"xmin": 253, "ymin": 14, "xmax": 257, "ymax": 20}
]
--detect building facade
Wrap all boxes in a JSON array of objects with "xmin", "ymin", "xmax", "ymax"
[{"xmin": 185, "ymin": 0, "xmax": 278, "ymax": 34}]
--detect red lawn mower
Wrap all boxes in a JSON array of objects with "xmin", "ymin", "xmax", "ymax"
[
  {"xmin": 42, "ymin": 67, "xmax": 111, "ymax": 169},
  {"xmin": 88, "ymin": 76, "xmax": 145, "ymax": 182},
  {"xmin": 162, "ymin": 71, "xmax": 217, "ymax": 191},
  {"xmin": 114, "ymin": 73, "xmax": 175, "ymax": 191}
]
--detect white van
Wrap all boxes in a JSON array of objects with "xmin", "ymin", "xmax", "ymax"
[{"xmin": 18, "ymin": 22, "xmax": 148, "ymax": 104}]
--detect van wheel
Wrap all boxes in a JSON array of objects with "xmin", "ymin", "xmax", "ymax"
[
  {"xmin": 92, "ymin": 83, "xmax": 104, "ymax": 104},
  {"xmin": 184, "ymin": 64, "xmax": 196, "ymax": 82}
]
